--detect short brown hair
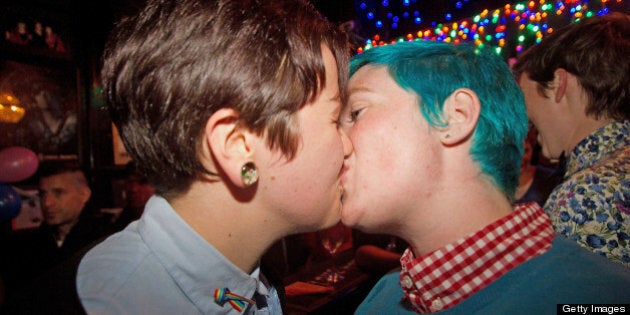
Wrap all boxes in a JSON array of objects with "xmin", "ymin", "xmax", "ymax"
[
  {"xmin": 102, "ymin": 0, "xmax": 350, "ymax": 198},
  {"xmin": 513, "ymin": 12, "xmax": 630, "ymax": 120},
  {"xmin": 38, "ymin": 160, "xmax": 88, "ymax": 188}
]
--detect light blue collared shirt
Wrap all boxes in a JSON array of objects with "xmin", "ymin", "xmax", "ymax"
[{"xmin": 77, "ymin": 196, "xmax": 281, "ymax": 314}]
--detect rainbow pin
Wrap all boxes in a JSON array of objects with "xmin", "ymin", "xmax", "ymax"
[{"xmin": 214, "ymin": 288, "xmax": 256, "ymax": 312}]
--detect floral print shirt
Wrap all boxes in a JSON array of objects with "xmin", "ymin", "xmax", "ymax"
[{"xmin": 544, "ymin": 120, "xmax": 630, "ymax": 266}]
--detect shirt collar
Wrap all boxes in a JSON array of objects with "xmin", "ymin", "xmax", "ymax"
[
  {"xmin": 138, "ymin": 196, "xmax": 261, "ymax": 314},
  {"xmin": 250, "ymin": 266, "xmax": 270, "ymax": 296},
  {"xmin": 566, "ymin": 120, "xmax": 630, "ymax": 178},
  {"xmin": 399, "ymin": 202, "xmax": 555, "ymax": 313}
]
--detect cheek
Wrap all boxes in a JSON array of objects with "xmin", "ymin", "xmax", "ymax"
[
  {"xmin": 53, "ymin": 197, "xmax": 82, "ymax": 217},
  {"xmin": 524, "ymin": 97, "xmax": 541, "ymax": 122},
  {"xmin": 350, "ymin": 116, "xmax": 386, "ymax": 155},
  {"xmin": 343, "ymin": 123, "xmax": 399, "ymax": 225},
  {"xmin": 267, "ymin": 130, "xmax": 343, "ymax": 216},
  {"xmin": 304, "ymin": 129, "xmax": 345, "ymax": 180},
  {"xmin": 351, "ymin": 116, "xmax": 405, "ymax": 172},
  {"xmin": 70, "ymin": 197, "xmax": 86, "ymax": 211}
]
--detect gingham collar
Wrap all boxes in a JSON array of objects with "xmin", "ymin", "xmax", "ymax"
[{"xmin": 399, "ymin": 202, "xmax": 555, "ymax": 313}]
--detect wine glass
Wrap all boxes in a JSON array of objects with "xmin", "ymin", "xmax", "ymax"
[{"xmin": 318, "ymin": 222, "xmax": 348, "ymax": 286}]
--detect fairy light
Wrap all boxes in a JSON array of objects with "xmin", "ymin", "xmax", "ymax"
[{"xmin": 357, "ymin": 0, "xmax": 628, "ymax": 58}]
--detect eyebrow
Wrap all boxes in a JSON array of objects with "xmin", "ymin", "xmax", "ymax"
[{"xmin": 347, "ymin": 85, "xmax": 375, "ymax": 95}]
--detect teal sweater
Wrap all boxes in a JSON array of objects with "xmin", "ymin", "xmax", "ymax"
[{"xmin": 356, "ymin": 237, "xmax": 630, "ymax": 314}]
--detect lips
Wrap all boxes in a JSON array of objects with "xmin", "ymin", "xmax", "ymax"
[
  {"xmin": 42, "ymin": 209, "xmax": 57, "ymax": 219},
  {"xmin": 339, "ymin": 161, "xmax": 349, "ymax": 186},
  {"xmin": 339, "ymin": 161, "xmax": 350, "ymax": 205}
]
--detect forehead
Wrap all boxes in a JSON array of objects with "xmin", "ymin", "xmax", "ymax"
[
  {"xmin": 348, "ymin": 65, "xmax": 412, "ymax": 101},
  {"xmin": 320, "ymin": 45, "xmax": 340, "ymax": 95},
  {"xmin": 39, "ymin": 172, "xmax": 81, "ymax": 190},
  {"xmin": 349, "ymin": 66, "xmax": 390, "ymax": 90}
]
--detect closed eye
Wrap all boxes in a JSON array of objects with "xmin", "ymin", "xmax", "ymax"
[{"xmin": 346, "ymin": 108, "xmax": 364, "ymax": 123}]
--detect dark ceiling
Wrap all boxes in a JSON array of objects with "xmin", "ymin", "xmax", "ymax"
[{"xmin": 1, "ymin": 0, "xmax": 520, "ymax": 51}]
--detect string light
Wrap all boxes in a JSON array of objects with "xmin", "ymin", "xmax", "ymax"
[{"xmin": 357, "ymin": 0, "xmax": 628, "ymax": 58}]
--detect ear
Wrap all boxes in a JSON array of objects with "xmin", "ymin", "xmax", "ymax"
[
  {"xmin": 438, "ymin": 88, "xmax": 480, "ymax": 146},
  {"xmin": 552, "ymin": 68, "xmax": 568, "ymax": 103},
  {"xmin": 203, "ymin": 108, "xmax": 257, "ymax": 188},
  {"xmin": 79, "ymin": 186, "xmax": 91, "ymax": 205}
]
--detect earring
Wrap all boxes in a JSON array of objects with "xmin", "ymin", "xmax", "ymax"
[{"xmin": 240, "ymin": 162, "xmax": 258, "ymax": 186}]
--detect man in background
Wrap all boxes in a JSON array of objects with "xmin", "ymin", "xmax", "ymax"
[
  {"xmin": 513, "ymin": 12, "xmax": 630, "ymax": 266},
  {"xmin": 0, "ymin": 161, "xmax": 112, "ymax": 306}
]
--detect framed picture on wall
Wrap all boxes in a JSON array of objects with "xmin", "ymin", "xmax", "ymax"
[{"xmin": 0, "ymin": 59, "xmax": 81, "ymax": 162}]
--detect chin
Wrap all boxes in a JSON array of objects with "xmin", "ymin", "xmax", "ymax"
[
  {"xmin": 340, "ymin": 207, "xmax": 362, "ymax": 228},
  {"xmin": 44, "ymin": 220, "xmax": 59, "ymax": 226},
  {"xmin": 314, "ymin": 205, "xmax": 342, "ymax": 229}
]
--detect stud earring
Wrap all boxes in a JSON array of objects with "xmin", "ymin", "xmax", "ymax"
[{"xmin": 240, "ymin": 162, "xmax": 258, "ymax": 186}]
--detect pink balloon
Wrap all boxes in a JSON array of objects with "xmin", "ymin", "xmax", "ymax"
[{"xmin": 0, "ymin": 147, "xmax": 39, "ymax": 183}]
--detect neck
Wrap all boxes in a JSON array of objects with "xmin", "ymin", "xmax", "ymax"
[
  {"xmin": 400, "ymin": 152, "xmax": 513, "ymax": 257},
  {"xmin": 563, "ymin": 74, "xmax": 615, "ymax": 154},
  {"xmin": 55, "ymin": 219, "xmax": 79, "ymax": 244},
  {"xmin": 170, "ymin": 181, "xmax": 282, "ymax": 274}
]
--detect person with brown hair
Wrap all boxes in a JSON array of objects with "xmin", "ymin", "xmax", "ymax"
[
  {"xmin": 513, "ymin": 12, "xmax": 630, "ymax": 266},
  {"xmin": 76, "ymin": 0, "xmax": 352, "ymax": 313},
  {"xmin": 1, "ymin": 162, "xmax": 112, "ymax": 309}
]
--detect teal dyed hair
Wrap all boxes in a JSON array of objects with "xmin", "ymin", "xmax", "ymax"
[{"xmin": 350, "ymin": 41, "xmax": 527, "ymax": 200}]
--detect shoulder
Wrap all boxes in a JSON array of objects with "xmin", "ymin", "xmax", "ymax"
[
  {"xmin": 2, "ymin": 227, "xmax": 48, "ymax": 249},
  {"xmin": 591, "ymin": 145, "xmax": 630, "ymax": 179},
  {"xmin": 77, "ymin": 226, "xmax": 179, "ymax": 313},
  {"xmin": 355, "ymin": 270, "xmax": 416, "ymax": 314},
  {"xmin": 546, "ymin": 154, "xmax": 630, "ymax": 213},
  {"xmin": 65, "ymin": 217, "xmax": 113, "ymax": 248},
  {"xmin": 76, "ymin": 226, "xmax": 205, "ymax": 314},
  {"xmin": 1, "ymin": 235, "xmax": 105, "ymax": 315},
  {"xmin": 1, "ymin": 227, "xmax": 56, "ymax": 267},
  {"xmin": 77, "ymin": 228, "xmax": 154, "ymax": 295},
  {"xmin": 502, "ymin": 237, "xmax": 630, "ymax": 297},
  {"xmin": 443, "ymin": 238, "xmax": 630, "ymax": 313}
]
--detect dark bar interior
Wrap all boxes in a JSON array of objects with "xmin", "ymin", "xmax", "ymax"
[{"xmin": 1, "ymin": 0, "xmax": 629, "ymax": 313}]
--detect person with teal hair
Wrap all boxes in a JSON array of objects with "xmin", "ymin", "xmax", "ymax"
[
  {"xmin": 350, "ymin": 41, "xmax": 527, "ymax": 198},
  {"xmin": 338, "ymin": 40, "xmax": 630, "ymax": 314}
]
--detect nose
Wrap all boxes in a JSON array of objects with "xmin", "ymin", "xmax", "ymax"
[
  {"xmin": 41, "ymin": 195, "xmax": 54, "ymax": 210},
  {"xmin": 339, "ymin": 128, "xmax": 354, "ymax": 157}
]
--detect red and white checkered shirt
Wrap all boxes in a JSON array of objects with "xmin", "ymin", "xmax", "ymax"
[{"xmin": 398, "ymin": 202, "xmax": 555, "ymax": 313}]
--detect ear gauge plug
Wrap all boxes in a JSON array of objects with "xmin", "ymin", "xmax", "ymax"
[{"xmin": 240, "ymin": 162, "xmax": 258, "ymax": 186}]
